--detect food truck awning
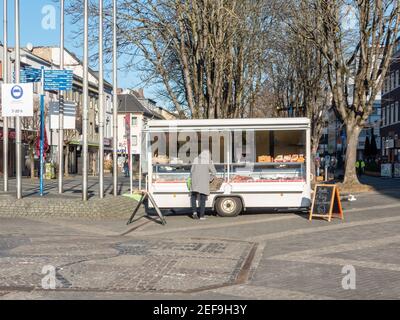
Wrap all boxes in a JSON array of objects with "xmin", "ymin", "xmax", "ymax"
[{"xmin": 145, "ymin": 117, "xmax": 310, "ymax": 131}]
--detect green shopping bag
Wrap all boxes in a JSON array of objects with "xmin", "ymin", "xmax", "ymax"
[{"xmin": 186, "ymin": 177, "xmax": 192, "ymax": 191}]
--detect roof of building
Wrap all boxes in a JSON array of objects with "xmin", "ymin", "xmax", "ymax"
[
  {"xmin": 31, "ymin": 46, "xmax": 112, "ymax": 88},
  {"xmin": 117, "ymin": 93, "xmax": 162, "ymax": 119}
]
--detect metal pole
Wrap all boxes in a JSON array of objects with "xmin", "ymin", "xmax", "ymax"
[
  {"xmin": 112, "ymin": 0, "xmax": 118, "ymax": 196},
  {"xmin": 15, "ymin": 0, "xmax": 22, "ymax": 199},
  {"xmin": 82, "ymin": 0, "xmax": 89, "ymax": 201},
  {"xmin": 98, "ymin": 0, "xmax": 104, "ymax": 198},
  {"xmin": 40, "ymin": 67, "xmax": 45, "ymax": 196},
  {"xmin": 128, "ymin": 115, "xmax": 132, "ymax": 194},
  {"xmin": 3, "ymin": 0, "xmax": 8, "ymax": 192},
  {"xmin": 58, "ymin": 0, "xmax": 64, "ymax": 193}
]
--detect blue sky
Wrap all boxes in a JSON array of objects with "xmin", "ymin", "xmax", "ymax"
[{"xmin": 0, "ymin": 0, "xmax": 159, "ymax": 102}]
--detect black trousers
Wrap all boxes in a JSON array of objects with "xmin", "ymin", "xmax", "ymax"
[{"xmin": 191, "ymin": 192, "xmax": 207, "ymax": 217}]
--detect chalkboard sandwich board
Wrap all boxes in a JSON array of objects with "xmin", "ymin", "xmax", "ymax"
[{"xmin": 309, "ymin": 184, "xmax": 343, "ymax": 222}]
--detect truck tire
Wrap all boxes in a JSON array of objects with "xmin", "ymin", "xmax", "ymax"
[{"xmin": 215, "ymin": 197, "xmax": 243, "ymax": 217}]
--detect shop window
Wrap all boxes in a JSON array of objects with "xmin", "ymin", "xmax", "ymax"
[
  {"xmin": 391, "ymin": 73, "xmax": 395, "ymax": 90},
  {"xmin": 391, "ymin": 104, "xmax": 395, "ymax": 124},
  {"xmin": 132, "ymin": 135, "xmax": 138, "ymax": 146},
  {"xmin": 387, "ymin": 76, "xmax": 390, "ymax": 92},
  {"xmin": 382, "ymin": 106, "xmax": 386, "ymax": 126}
]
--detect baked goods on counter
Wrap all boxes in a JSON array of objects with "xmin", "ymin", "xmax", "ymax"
[
  {"xmin": 152, "ymin": 155, "xmax": 170, "ymax": 164},
  {"xmin": 258, "ymin": 155, "xmax": 273, "ymax": 162},
  {"xmin": 231, "ymin": 175, "xmax": 253, "ymax": 182}
]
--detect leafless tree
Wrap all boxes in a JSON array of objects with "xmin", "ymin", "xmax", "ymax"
[
  {"xmin": 292, "ymin": 0, "xmax": 400, "ymax": 186},
  {"xmin": 65, "ymin": 0, "xmax": 271, "ymax": 119},
  {"xmin": 259, "ymin": 1, "xmax": 330, "ymax": 179}
]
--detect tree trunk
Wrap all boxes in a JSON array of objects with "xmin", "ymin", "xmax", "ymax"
[
  {"xmin": 343, "ymin": 125, "xmax": 361, "ymax": 185},
  {"xmin": 310, "ymin": 144, "xmax": 319, "ymax": 183}
]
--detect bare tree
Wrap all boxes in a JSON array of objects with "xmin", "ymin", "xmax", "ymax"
[
  {"xmin": 65, "ymin": 0, "xmax": 271, "ymax": 119},
  {"xmin": 292, "ymin": 0, "xmax": 400, "ymax": 186},
  {"xmin": 259, "ymin": 2, "xmax": 329, "ymax": 179}
]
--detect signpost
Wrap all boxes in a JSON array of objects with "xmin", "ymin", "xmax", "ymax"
[
  {"xmin": 49, "ymin": 101, "xmax": 76, "ymax": 129},
  {"xmin": 309, "ymin": 184, "xmax": 344, "ymax": 222},
  {"xmin": 15, "ymin": 0, "xmax": 22, "ymax": 199},
  {"xmin": 44, "ymin": 70, "xmax": 73, "ymax": 91},
  {"xmin": 59, "ymin": 1, "xmax": 65, "ymax": 195},
  {"xmin": 4, "ymin": 66, "xmax": 73, "ymax": 197},
  {"xmin": 39, "ymin": 67, "xmax": 45, "ymax": 196},
  {"xmin": 1, "ymin": 83, "xmax": 34, "ymax": 116},
  {"xmin": 3, "ymin": 0, "xmax": 9, "ymax": 193},
  {"xmin": 15, "ymin": 67, "xmax": 42, "ymax": 83}
]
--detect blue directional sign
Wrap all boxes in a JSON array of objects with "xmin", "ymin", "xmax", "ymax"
[
  {"xmin": 44, "ymin": 69, "xmax": 73, "ymax": 91},
  {"xmin": 13, "ymin": 67, "xmax": 42, "ymax": 83}
]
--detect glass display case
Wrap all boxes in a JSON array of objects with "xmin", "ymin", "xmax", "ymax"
[
  {"xmin": 149, "ymin": 128, "xmax": 307, "ymax": 184},
  {"xmin": 152, "ymin": 162, "xmax": 304, "ymax": 183},
  {"xmin": 153, "ymin": 164, "xmax": 226, "ymax": 183},
  {"xmin": 230, "ymin": 162, "xmax": 305, "ymax": 183}
]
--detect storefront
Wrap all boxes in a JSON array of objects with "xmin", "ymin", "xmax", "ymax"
[
  {"xmin": 0, "ymin": 128, "xmax": 37, "ymax": 177},
  {"xmin": 0, "ymin": 129, "xmax": 16, "ymax": 176},
  {"xmin": 380, "ymin": 124, "xmax": 400, "ymax": 177}
]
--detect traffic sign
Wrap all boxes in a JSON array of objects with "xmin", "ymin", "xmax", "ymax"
[
  {"xmin": 13, "ymin": 67, "xmax": 42, "ymax": 83},
  {"xmin": 44, "ymin": 69, "xmax": 73, "ymax": 91},
  {"xmin": 1, "ymin": 83, "xmax": 34, "ymax": 117}
]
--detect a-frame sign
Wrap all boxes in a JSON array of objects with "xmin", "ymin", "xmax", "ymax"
[{"xmin": 309, "ymin": 184, "xmax": 344, "ymax": 222}]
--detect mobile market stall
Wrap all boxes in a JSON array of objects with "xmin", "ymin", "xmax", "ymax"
[{"xmin": 142, "ymin": 118, "xmax": 311, "ymax": 217}]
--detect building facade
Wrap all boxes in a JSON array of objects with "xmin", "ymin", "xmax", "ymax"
[
  {"xmin": 32, "ymin": 47, "xmax": 114, "ymax": 175},
  {"xmin": 117, "ymin": 90, "xmax": 164, "ymax": 176},
  {"xmin": 1, "ymin": 45, "xmax": 59, "ymax": 177},
  {"xmin": 0, "ymin": 45, "xmax": 115, "ymax": 177},
  {"xmin": 381, "ymin": 41, "xmax": 400, "ymax": 164}
]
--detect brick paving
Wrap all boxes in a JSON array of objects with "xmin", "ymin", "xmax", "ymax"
[
  {"xmin": 0, "ymin": 176, "xmax": 399, "ymax": 299},
  {"xmin": 0, "ymin": 234, "xmax": 255, "ymax": 293},
  {"xmin": 0, "ymin": 175, "xmax": 138, "ymax": 219}
]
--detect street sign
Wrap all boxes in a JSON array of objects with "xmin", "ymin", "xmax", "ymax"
[
  {"xmin": 49, "ymin": 101, "xmax": 77, "ymax": 129},
  {"xmin": 14, "ymin": 67, "xmax": 42, "ymax": 83},
  {"xmin": 1, "ymin": 83, "xmax": 34, "ymax": 117},
  {"xmin": 44, "ymin": 69, "xmax": 73, "ymax": 91}
]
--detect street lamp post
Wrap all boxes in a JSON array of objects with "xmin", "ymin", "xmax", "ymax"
[
  {"xmin": 82, "ymin": 0, "xmax": 89, "ymax": 201},
  {"xmin": 15, "ymin": 0, "xmax": 22, "ymax": 199},
  {"xmin": 3, "ymin": 0, "xmax": 8, "ymax": 192},
  {"xmin": 113, "ymin": 0, "xmax": 118, "ymax": 196},
  {"xmin": 99, "ymin": 0, "xmax": 104, "ymax": 198},
  {"xmin": 58, "ymin": 0, "xmax": 65, "ymax": 194}
]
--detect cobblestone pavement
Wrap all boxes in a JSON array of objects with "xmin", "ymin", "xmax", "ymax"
[
  {"xmin": 0, "ymin": 233, "xmax": 255, "ymax": 294},
  {"xmin": 2, "ymin": 174, "xmax": 134, "ymax": 198},
  {"xmin": 0, "ymin": 175, "xmax": 137, "ymax": 219},
  {"xmin": 0, "ymin": 177, "xmax": 399, "ymax": 299}
]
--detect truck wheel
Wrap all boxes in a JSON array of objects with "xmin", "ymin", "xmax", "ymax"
[{"xmin": 215, "ymin": 197, "xmax": 242, "ymax": 217}]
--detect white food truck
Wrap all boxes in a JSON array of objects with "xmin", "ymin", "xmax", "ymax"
[{"xmin": 142, "ymin": 118, "xmax": 311, "ymax": 217}]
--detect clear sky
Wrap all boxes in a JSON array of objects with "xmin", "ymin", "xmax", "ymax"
[{"xmin": 0, "ymin": 0, "xmax": 159, "ymax": 103}]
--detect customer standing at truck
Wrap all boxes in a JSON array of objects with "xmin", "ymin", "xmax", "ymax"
[{"xmin": 190, "ymin": 150, "xmax": 217, "ymax": 220}]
